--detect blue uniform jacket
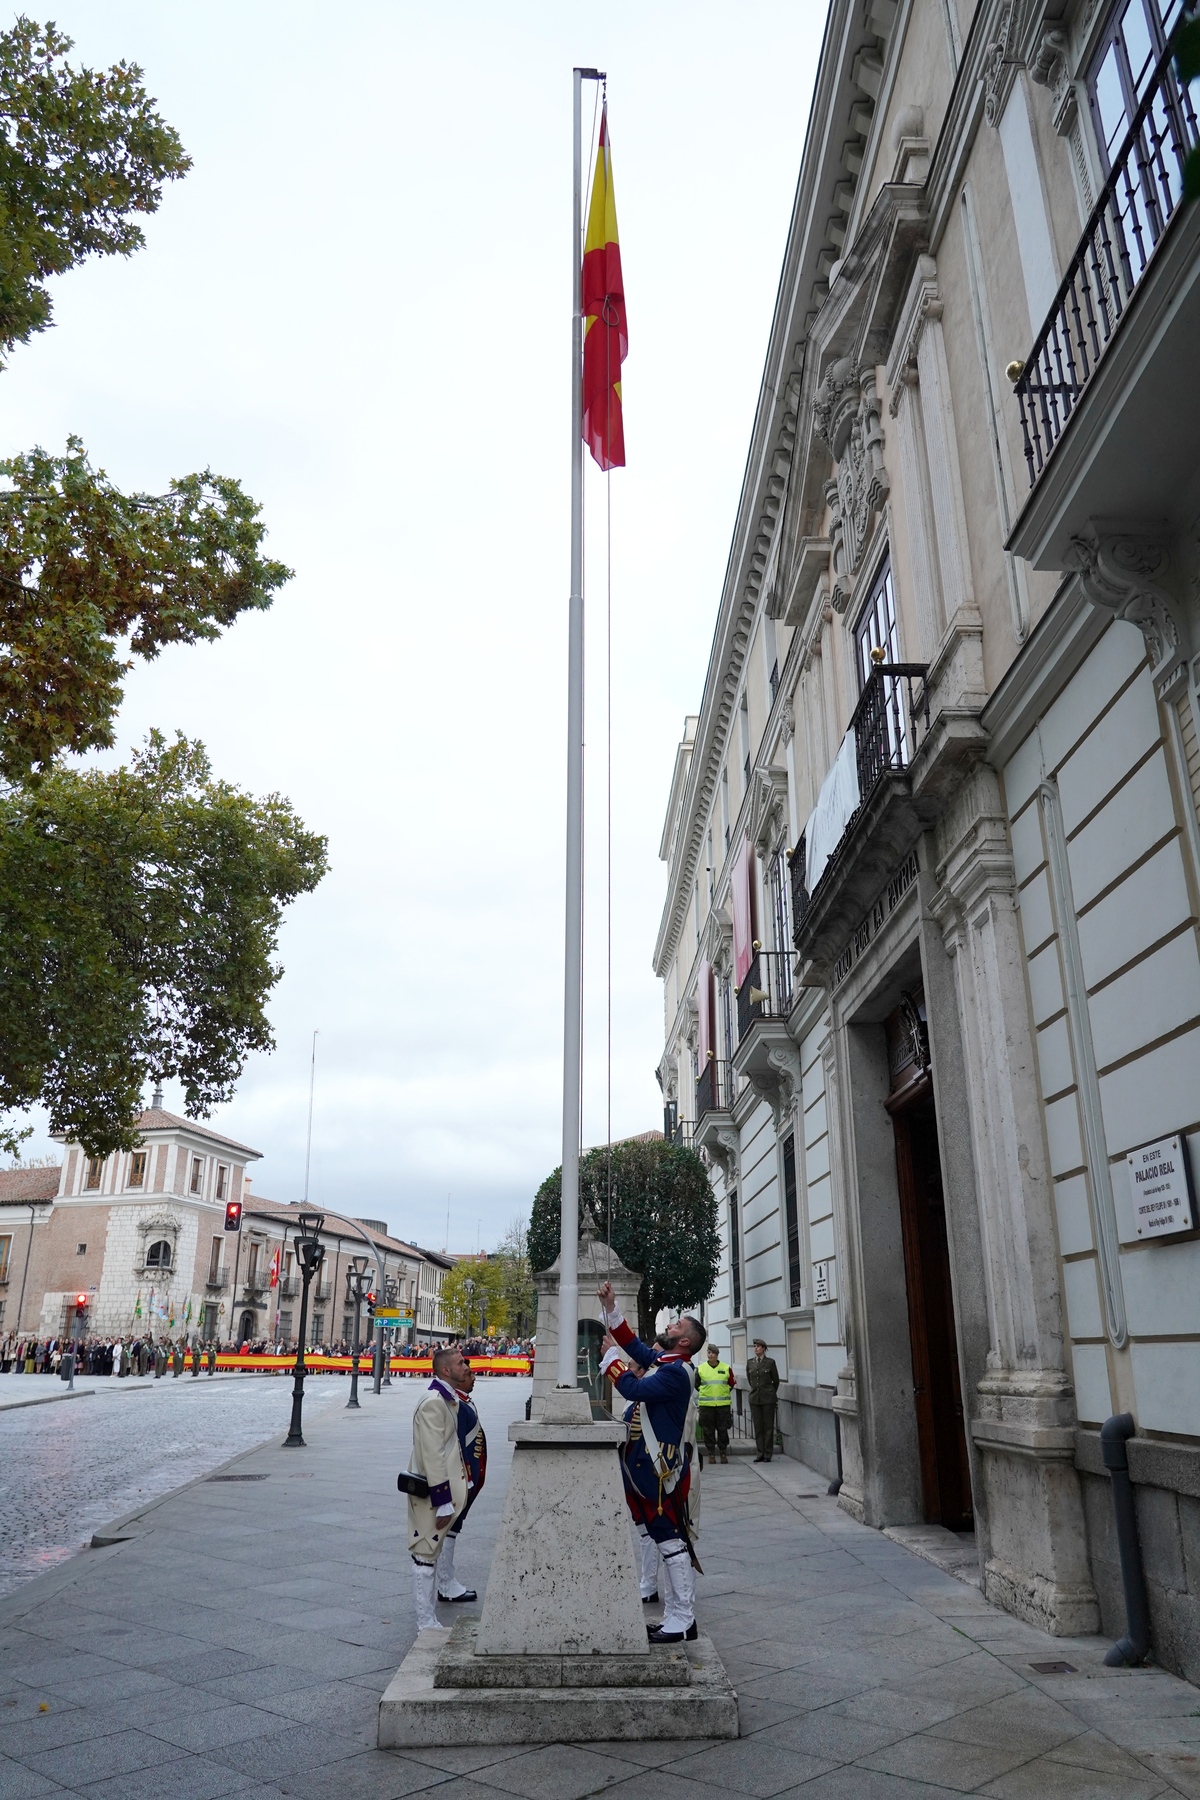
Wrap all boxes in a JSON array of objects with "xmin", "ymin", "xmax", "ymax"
[{"xmin": 611, "ymin": 1321, "xmax": 693, "ymax": 1502}]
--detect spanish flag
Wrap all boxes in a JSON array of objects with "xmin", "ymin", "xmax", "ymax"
[{"xmin": 581, "ymin": 106, "xmax": 626, "ymax": 470}]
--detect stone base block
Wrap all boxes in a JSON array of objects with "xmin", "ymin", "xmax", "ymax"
[
  {"xmin": 983, "ymin": 1556, "xmax": 1100, "ymax": 1636},
  {"xmin": 436, "ymin": 1622, "xmax": 689, "ymax": 1688},
  {"xmin": 378, "ymin": 1628, "xmax": 739, "ymax": 1747}
]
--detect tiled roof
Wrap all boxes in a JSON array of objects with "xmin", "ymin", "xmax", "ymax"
[
  {"xmin": 242, "ymin": 1196, "xmax": 431, "ymax": 1261},
  {"xmin": 0, "ymin": 1166, "xmax": 62, "ymax": 1203},
  {"xmin": 52, "ymin": 1109, "xmax": 262, "ymax": 1159}
]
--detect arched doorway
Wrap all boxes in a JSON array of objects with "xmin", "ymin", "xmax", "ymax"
[{"xmin": 238, "ymin": 1310, "xmax": 256, "ymax": 1346}]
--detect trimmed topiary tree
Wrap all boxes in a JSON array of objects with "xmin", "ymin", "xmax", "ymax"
[{"xmin": 530, "ymin": 1136, "xmax": 719, "ymax": 1341}]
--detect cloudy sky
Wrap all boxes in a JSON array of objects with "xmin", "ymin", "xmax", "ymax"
[{"xmin": 5, "ymin": 1, "xmax": 823, "ymax": 1249}]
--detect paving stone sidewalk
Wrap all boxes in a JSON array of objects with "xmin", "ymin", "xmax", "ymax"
[{"xmin": 2, "ymin": 1378, "xmax": 1199, "ymax": 1800}]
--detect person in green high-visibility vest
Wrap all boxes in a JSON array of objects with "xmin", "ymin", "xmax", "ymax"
[{"xmin": 697, "ymin": 1344, "xmax": 736, "ymax": 1464}]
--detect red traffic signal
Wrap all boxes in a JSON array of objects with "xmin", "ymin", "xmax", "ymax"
[
  {"xmin": 74, "ymin": 1293, "xmax": 89, "ymax": 1309},
  {"xmin": 223, "ymin": 1200, "xmax": 243, "ymax": 1232}
]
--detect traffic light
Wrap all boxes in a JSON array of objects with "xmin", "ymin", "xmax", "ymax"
[
  {"xmin": 223, "ymin": 1200, "xmax": 243, "ymax": 1232},
  {"xmin": 366, "ymin": 1290, "xmax": 376, "ymax": 1320},
  {"xmin": 74, "ymin": 1292, "xmax": 89, "ymax": 1312}
]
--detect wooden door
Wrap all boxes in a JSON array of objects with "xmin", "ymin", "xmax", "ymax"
[{"xmin": 890, "ymin": 1083, "xmax": 973, "ymax": 1531}]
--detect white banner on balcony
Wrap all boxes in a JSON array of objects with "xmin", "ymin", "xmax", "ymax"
[{"xmin": 804, "ymin": 726, "xmax": 860, "ymax": 895}]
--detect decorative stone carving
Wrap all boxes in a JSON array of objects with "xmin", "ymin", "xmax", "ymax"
[
  {"xmin": 983, "ymin": 0, "xmax": 1020, "ymax": 127},
  {"xmin": 1064, "ymin": 522, "xmax": 1185, "ymax": 698},
  {"xmin": 815, "ymin": 362, "xmax": 890, "ymax": 612},
  {"xmin": 749, "ymin": 763, "xmax": 790, "ymax": 856},
  {"xmin": 1029, "ymin": 28, "xmax": 1077, "ymax": 135}
]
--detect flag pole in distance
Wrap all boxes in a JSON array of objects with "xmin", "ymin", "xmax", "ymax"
[{"xmin": 558, "ymin": 65, "xmax": 603, "ymax": 1390}]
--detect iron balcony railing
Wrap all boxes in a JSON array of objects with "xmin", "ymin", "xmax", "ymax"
[
  {"xmin": 1014, "ymin": 38, "xmax": 1199, "ymax": 481},
  {"xmin": 696, "ymin": 1058, "xmax": 733, "ymax": 1119},
  {"xmin": 278, "ymin": 1275, "xmax": 299, "ymax": 1298},
  {"xmin": 668, "ymin": 1119, "xmax": 697, "ymax": 1147},
  {"xmin": 204, "ymin": 1268, "xmax": 229, "ymax": 1292},
  {"xmin": 736, "ymin": 948, "xmax": 792, "ymax": 1041},
  {"xmin": 789, "ymin": 841, "xmax": 810, "ymax": 943},
  {"xmin": 790, "ymin": 662, "xmax": 928, "ymax": 945}
]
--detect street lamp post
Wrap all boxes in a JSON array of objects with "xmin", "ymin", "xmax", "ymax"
[
  {"xmin": 346, "ymin": 1255, "xmax": 371, "ymax": 1410},
  {"xmin": 283, "ymin": 1212, "xmax": 325, "ymax": 1448},
  {"xmin": 382, "ymin": 1272, "xmax": 394, "ymax": 1387}
]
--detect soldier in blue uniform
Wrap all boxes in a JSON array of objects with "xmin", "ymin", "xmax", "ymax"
[
  {"xmin": 597, "ymin": 1279, "xmax": 706, "ymax": 1644},
  {"xmin": 439, "ymin": 1359, "xmax": 487, "ymax": 1603}
]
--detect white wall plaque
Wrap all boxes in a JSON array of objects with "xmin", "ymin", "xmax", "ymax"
[
  {"xmin": 813, "ymin": 1259, "xmax": 836, "ymax": 1304},
  {"xmin": 1125, "ymin": 1134, "xmax": 1197, "ymax": 1241}
]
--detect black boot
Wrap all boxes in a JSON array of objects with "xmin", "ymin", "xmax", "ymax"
[{"xmin": 648, "ymin": 1620, "xmax": 698, "ymax": 1644}]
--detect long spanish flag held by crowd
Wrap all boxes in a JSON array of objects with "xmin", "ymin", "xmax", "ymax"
[{"xmin": 581, "ymin": 105, "xmax": 627, "ymax": 470}]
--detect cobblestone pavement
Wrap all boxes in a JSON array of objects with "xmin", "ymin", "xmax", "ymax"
[
  {"xmin": 0, "ymin": 1372, "xmax": 348, "ymax": 1595},
  {"xmin": 2, "ymin": 1378, "xmax": 1199, "ymax": 1799}
]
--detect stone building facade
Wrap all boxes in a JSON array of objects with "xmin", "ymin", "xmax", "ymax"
[
  {"xmin": 656, "ymin": 0, "xmax": 1200, "ymax": 1676},
  {"xmin": 0, "ymin": 1106, "xmax": 453, "ymax": 1345}
]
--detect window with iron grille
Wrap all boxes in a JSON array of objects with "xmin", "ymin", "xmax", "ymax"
[
  {"xmin": 1089, "ymin": 0, "xmax": 1185, "ymax": 166},
  {"xmin": 729, "ymin": 1192, "xmax": 743, "ymax": 1319},
  {"xmin": 782, "ymin": 1134, "xmax": 804, "ymax": 1308},
  {"xmin": 85, "ymin": 1157, "xmax": 103, "ymax": 1189},
  {"xmin": 855, "ymin": 556, "xmax": 900, "ymax": 687},
  {"xmin": 129, "ymin": 1151, "xmax": 146, "ymax": 1188},
  {"xmin": 769, "ymin": 846, "xmax": 793, "ymax": 957},
  {"xmin": 855, "ymin": 555, "xmax": 909, "ymax": 766}
]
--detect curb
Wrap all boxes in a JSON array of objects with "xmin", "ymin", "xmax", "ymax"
[
  {"xmin": 0, "ymin": 1388, "xmax": 355, "ymax": 1629},
  {"xmin": 0, "ymin": 1389, "xmax": 96, "ymax": 1414}
]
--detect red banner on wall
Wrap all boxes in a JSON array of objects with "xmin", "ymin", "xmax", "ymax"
[{"xmin": 731, "ymin": 837, "xmax": 755, "ymax": 986}]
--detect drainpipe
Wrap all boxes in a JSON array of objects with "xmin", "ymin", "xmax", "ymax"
[
  {"xmin": 1101, "ymin": 1413, "xmax": 1151, "ymax": 1666},
  {"xmin": 828, "ymin": 1405, "xmax": 844, "ymax": 1497}
]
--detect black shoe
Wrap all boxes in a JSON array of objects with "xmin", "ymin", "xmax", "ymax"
[
  {"xmin": 753, "ymin": 1454, "xmax": 766, "ymax": 1463},
  {"xmin": 438, "ymin": 1588, "xmax": 478, "ymax": 1603},
  {"xmin": 641, "ymin": 1591, "xmax": 660, "ymax": 1605},
  {"xmin": 648, "ymin": 1621, "xmax": 698, "ymax": 1644}
]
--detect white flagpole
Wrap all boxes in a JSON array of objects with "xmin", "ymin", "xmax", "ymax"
[{"xmin": 558, "ymin": 66, "xmax": 600, "ymax": 1387}]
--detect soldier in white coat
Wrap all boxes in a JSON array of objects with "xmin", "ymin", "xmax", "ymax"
[{"xmin": 407, "ymin": 1343, "xmax": 470, "ymax": 1631}]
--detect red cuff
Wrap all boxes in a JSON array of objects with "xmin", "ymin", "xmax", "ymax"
[{"xmin": 613, "ymin": 1319, "xmax": 635, "ymax": 1350}]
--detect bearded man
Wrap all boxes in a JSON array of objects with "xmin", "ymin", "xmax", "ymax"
[
  {"xmin": 597, "ymin": 1279, "xmax": 706, "ymax": 1645},
  {"xmin": 438, "ymin": 1358, "xmax": 487, "ymax": 1603}
]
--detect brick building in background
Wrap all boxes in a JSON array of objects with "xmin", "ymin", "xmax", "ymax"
[{"xmin": 0, "ymin": 1105, "xmax": 452, "ymax": 1345}]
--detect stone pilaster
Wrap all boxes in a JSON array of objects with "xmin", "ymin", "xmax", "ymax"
[{"xmin": 928, "ymin": 763, "xmax": 1098, "ymax": 1634}]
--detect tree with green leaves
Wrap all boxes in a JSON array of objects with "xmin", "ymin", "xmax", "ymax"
[
  {"xmin": 0, "ymin": 18, "xmax": 189, "ymax": 359},
  {"xmin": 0, "ymin": 733, "xmax": 326, "ymax": 1156},
  {"xmin": 441, "ymin": 1257, "xmax": 511, "ymax": 1337},
  {"xmin": 0, "ymin": 21, "xmax": 324, "ymax": 1157},
  {"xmin": 492, "ymin": 1215, "xmax": 536, "ymax": 1336},
  {"xmin": 529, "ymin": 1137, "xmax": 720, "ymax": 1340}
]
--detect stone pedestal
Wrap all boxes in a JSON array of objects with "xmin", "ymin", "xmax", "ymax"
[
  {"xmin": 378, "ymin": 1624, "xmax": 737, "ymax": 1746},
  {"xmin": 376, "ymin": 1385, "xmax": 737, "ymax": 1747},
  {"xmin": 476, "ymin": 1384, "xmax": 648, "ymax": 1657}
]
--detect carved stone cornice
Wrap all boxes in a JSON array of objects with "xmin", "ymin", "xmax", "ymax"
[{"xmin": 1063, "ymin": 521, "xmax": 1186, "ymax": 698}]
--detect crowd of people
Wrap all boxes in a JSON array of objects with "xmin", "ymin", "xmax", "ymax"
[
  {"xmin": 0, "ymin": 1330, "xmax": 536, "ymax": 1377},
  {"xmin": 0, "ymin": 1334, "xmax": 221, "ymax": 1376}
]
